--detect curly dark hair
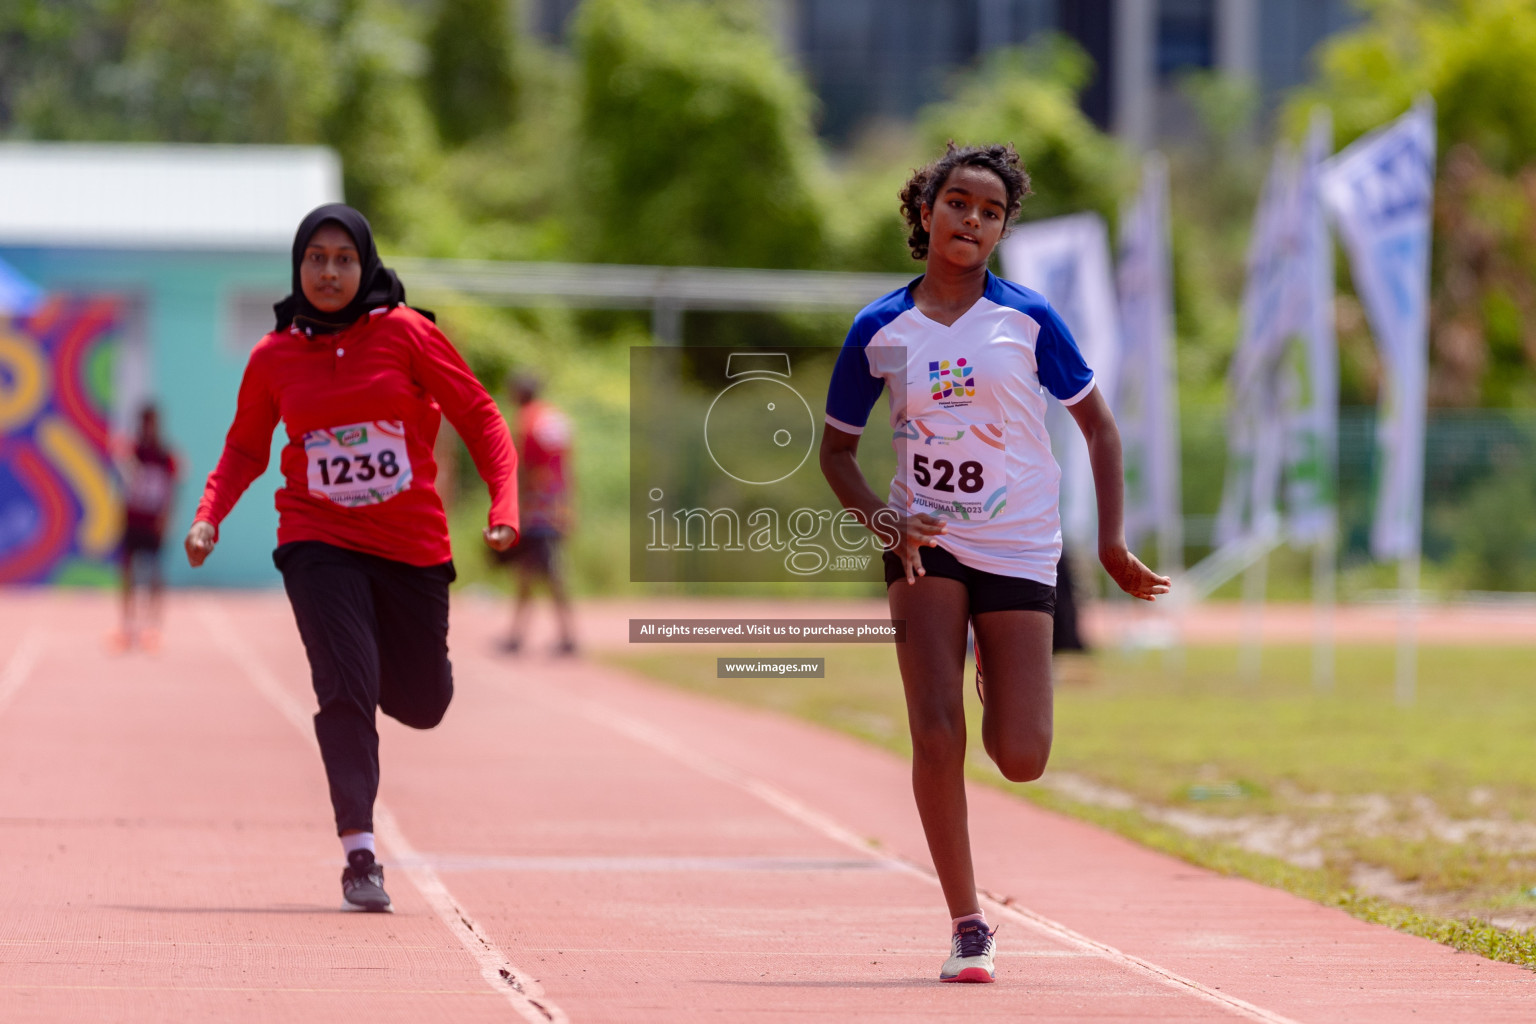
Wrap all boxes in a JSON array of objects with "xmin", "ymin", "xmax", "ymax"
[{"xmin": 898, "ymin": 142, "xmax": 1032, "ymax": 261}]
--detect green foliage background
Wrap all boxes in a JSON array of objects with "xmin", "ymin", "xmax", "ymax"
[
  {"xmin": 426, "ymin": 0, "xmax": 517, "ymax": 147},
  {"xmin": 571, "ymin": 0, "xmax": 826, "ymax": 270},
  {"xmin": 6, "ymin": 0, "xmax": 1536, "ymax": 592},
  {"xmin": 1287, "ymin": 0, "xmax": 1536, "ymax": 408}
]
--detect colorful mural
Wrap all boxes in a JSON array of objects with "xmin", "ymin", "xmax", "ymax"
[{"xmin": 0, "ymin": 296, "xmax": 124, "ymax": 583}]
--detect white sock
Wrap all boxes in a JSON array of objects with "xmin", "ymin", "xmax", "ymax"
[
  {"xmin": 341, "ymin": 832, "xmax": 375, "ymax": 859},
  {"xmin": 952, "ymin": 911, "xmax": 987, "ymax": 933}
]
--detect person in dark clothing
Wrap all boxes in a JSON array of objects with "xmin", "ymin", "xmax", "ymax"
[
  {"xmin": 186, "ymin": 204, "xmax": 519, "ymax": 912},
  {"xmin": 1051, "ymin": 550, "xmax": 1087, "ymax": 652},
  {"xmin": 496, "ymin": 375, "xmax": 577, "ymax": 655},
  {"xmin": 113, "ymin": 403, "xmax": 180, "ymax": 652}
]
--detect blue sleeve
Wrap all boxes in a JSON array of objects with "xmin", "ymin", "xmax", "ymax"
[
  {"xmin": 824, "ymin": 321, "xmax": 886, "ymax": 434},
  {"xmin": 1035, "ymin": 302, "xmax": 1095, "ymax": 404}
]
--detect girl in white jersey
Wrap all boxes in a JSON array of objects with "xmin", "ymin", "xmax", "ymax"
[{"xmin": 821, "ymin": 143, "xmax": 1169, "ymax": 983}]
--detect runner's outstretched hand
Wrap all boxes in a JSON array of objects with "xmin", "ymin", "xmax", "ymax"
[
  {"xmin": 185, "ymin": 521, "xmax": 216, "ymax": 568},
  {"xmin": 1099, "ymin": 543, "xmax": 1170, "ymax": 602},
  {"xmin": 484, "ymin": 525, "xmax": 517, "ymax": 552},
  {"xmin": 894, "ymin": 513, "xmax": 947, "ymax": 585}
]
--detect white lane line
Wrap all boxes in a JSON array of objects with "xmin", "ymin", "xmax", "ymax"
[
  {"xmin": 0, "ymin": 631, "xmax": 44, "ymax": 718},
  {"xmin": 201, "ymin": 606, "xmax": 568, "ymax": 1024},
  {"xmin": 0, "ymin": 984, "xmax": 496, "ymax": 995},
  {"xmin": 396, "ymin": 854, "xmax": 894, "ymax": 873},
  {"xmin": 515, "ymin": 946, "xmax": 1098, "ymax": 959},
  {"xmin": 566, "ymin": 694, "xmax": 1305, "ymax": 1024}
]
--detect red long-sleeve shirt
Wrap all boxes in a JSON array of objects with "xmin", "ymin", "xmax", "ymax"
[{"xmin": 195, "ymin": 306, "xmax": 518, "ymax": 567}]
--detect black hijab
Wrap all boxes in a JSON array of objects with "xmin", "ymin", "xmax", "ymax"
[{"xmin": 273, "ymin": 203, "xmax": 427, "ymax": 335}]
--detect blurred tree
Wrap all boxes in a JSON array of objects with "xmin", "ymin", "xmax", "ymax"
[
  {"xmin": 1288, "ymin": 0, "xmax": 1536, "ymax": 407},
  {"xmin": 1, "ymin": 0, "xmax": 338, "ymax": 143},
  {"xmin": 917, "ymin": 38, "xmax": 1132, "ymax": 226},
  {"xmin": 0, "ymin": 0, "xmax": 439, "ymax": 239},
  {"xmin": 1290, "ymin": 0, "xmax": 1536, "ymax": 173},
  {"xmin": 1164, "ymin": 71, "xmax": 1264, "ymax": 404},
  {"xmin": 818, "ymin": 122, "xmax": 921, "ymax": 273},
  {"xmin": 425, "ymin": 0, "xmax": 517, "ymax": 147},
  {"xmin": 399, "ymin": 45, "xmax": 580, "ymax": 260},
  {"xmin": 826, "ymin": 37, "xmax": 1135, "ymax": 276},
  {"xmin": 323, "ymin": 0, "xmax": 441, "ymax": 236},
  {"xmin": 571, "ymin": 0, "xmax": 826, "ymax": 269},
  {"xmin": 0, "ymin": 1, "xmax": 85, "ymax": 133},
  {"xmin": 1448, "ymin": 463, "xmax": 1536, "ymax": 591}
]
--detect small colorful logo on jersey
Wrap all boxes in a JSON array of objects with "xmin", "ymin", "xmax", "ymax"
[
  {"xmin": 335, "ymin": 426, "xmax": 368, "ymax": 447},
  {"xmin": 929, "ymin": 358, "xmax": 975, "ymax": 401}
]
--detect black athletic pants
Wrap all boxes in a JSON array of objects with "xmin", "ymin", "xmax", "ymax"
[{"xmin": 274, "ymin": 541, "xmax": 456, "ymax": 835}]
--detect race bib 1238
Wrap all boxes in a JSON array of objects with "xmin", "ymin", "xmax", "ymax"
[{"xmin": 303, "ymin": 420, "xmax": 413, "ymax": 507}]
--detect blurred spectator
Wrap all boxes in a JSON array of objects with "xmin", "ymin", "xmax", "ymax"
[
  {"xmin": 1053, "ymin": 549, "xmax": 1086, "ymax": 652},
  {"xmin": 497, "ymin": 375, "xmax": 576, "ymax": 655},
  {"xmin": 113, "ymin": 404, "xmax": 180, "ymax": 651}
]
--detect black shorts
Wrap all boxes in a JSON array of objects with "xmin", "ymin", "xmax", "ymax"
[
  {"xmin": 493, "ymin": 530, "xmax": 561, "ymax": 574},
  {"xmin": 122, "ymin": 524, "xmax": 163, "ymax": 557},
  {"xmin": 883, "ymin": 544, "xmax": 1056, "ymax": 616}
]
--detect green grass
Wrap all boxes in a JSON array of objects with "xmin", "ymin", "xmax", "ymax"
[
  {"xmin": 1051, "ymin": 644, "xmax": 1536, "ymax": 817},
  {"xmin": 607, "ymin": 639, "xmax": 1536, "ymax": 969}
]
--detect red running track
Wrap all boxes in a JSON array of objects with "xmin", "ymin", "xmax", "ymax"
[{"xmin": 0, "ymin": 590, "xmax": 1530, "ymax": 1022}]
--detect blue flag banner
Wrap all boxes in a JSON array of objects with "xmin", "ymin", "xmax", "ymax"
[{"xmin": 1320, "ymin": 102, "xmax": 1435, "ymax": 561}]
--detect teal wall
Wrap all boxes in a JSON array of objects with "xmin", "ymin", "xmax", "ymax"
[{"xmin": 2, "ymin": 246, "xmax": 289, "ymax": 588}]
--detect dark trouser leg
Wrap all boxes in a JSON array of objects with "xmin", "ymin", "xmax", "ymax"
[
  {"xmin": 145, "ymin": 549, "xmax": 165, "ymax": 628},
  {"xmin": 121, "ymin": 546, "xmax": 138, "ymax": 635},
  {"xmin": 546, "ymin": 541, "xmax": 576, "ymax": 647},
  {"xmin": 373, "ymin": 559, "xmax": 455, "ymax": 730},
  {"xmin": 1052, "ymin": 550, "xmax": 1085, "ymax": 652},
  {"xmin": 276, "ymin": 542, "xmax": 383, "ymax": 836},
  {"xmin": 509, "ymin": 576, "xmax": 534, "ymax": 647}
]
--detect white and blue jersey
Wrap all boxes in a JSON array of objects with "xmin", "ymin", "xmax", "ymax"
[{"xmin": 824, "ymin": 272, "xmax": 1095, "ymax": 585}]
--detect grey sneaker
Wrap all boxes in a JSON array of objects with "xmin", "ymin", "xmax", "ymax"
[
  {"xmin": 341, "ymin": 849, "xmax": 393, "ymax": 913},
  {"xmin": 940, "ymin": 918, "xmax": 996, "ymax": 982}
]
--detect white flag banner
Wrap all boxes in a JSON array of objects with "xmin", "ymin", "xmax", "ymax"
[
  {"xmin": 1115, "ymin": 154, "xmax": 1182, "ymax": 568},
  {"xmin": 999, "ymin": 213, "xmax": 1121, "ymax": 550},
  {"xmin": 1285, "ymin": 109, "xmax": 1338, "ymax": 544},
  {"xmin": 1320, "ymin": 101, "xmax": 1435, "ymax": 561},
  {"xmin": 1217, "ymin": 145, "xmax": 1300, "ymax": 546}
]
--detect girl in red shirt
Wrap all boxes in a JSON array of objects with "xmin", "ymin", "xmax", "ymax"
[{"xmin": 186, "ymin": 204, "xmax": 518, "ymax": 912}]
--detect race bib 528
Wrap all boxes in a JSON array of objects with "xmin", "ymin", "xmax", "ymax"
[
  {"xmin": 893, "ymin": 419, "xmax": 1008, "ymax": 521},
  {"xmin": 303, "ymin": 420, "xmax": 413, "ymax": 507}
]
